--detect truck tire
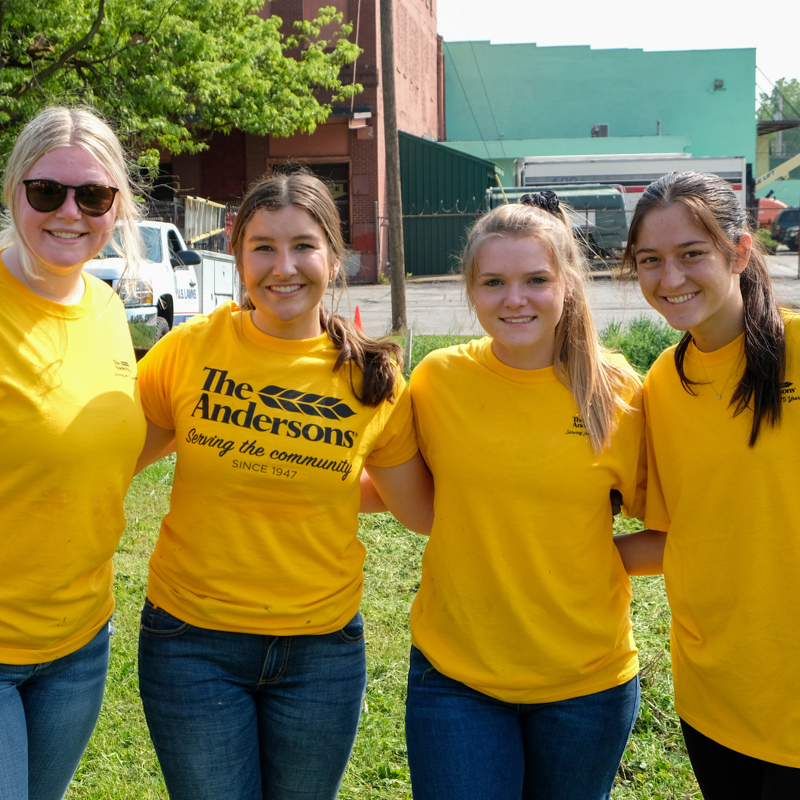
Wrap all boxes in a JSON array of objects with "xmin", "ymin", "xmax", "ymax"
[{"xmin": 155, "ymin": 315, "xmax": 170, "ymax": 343}]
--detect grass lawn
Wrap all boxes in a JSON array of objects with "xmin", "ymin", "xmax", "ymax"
[{"xmin": 67, "ymin": 321, "xmax": 698, "ymax": 800}]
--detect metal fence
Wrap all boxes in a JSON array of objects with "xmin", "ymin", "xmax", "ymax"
[
  {"xmin": 401, "ymin": 200, "xmax": 485, "ymax": 276},
  {"xmin": 143, "ymin": 198, "xmax": 236, "ymax": 254}
]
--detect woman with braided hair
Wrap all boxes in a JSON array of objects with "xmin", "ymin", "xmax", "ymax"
[
  {"xmin": 403, "ymin": 192, "xmax": 657, "ymax": 800},
  {"xmin": 134, "ymin": 171, "xmax": 433, "ymax": 800}
]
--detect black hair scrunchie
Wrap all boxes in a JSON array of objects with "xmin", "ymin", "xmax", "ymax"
[{"xmin": 519, "ymin": 190, "xmax": 560, "ymax": 214}]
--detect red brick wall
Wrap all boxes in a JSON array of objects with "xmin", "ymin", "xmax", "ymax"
[
  {"xmin": 199, "ymin": 130, "xmax": 247, "ymax": 203},
  {"xmin": 393, "ymin": 0, "xmax": 439, "ymax": 139}
]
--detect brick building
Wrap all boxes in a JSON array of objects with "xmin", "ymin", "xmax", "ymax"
[{"xmin": 162, "ymin": 0, "xmax": 444, "ymax": 283}]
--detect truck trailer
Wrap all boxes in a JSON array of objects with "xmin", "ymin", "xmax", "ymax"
[{"xmin": 515, "ymin": 154, "xmax": 748, "ymax": 225}]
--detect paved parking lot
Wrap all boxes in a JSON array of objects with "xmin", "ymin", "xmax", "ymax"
[{"xmin": 337, "ymin": 254, "xmax": 800, "ymax": 337}]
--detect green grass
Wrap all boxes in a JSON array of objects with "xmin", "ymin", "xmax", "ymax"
[
  {"xmin": 66, "ymin": 321, "xmax": 699, "ymax": 799},
  {"xmin": 601, "ymin": 316, "xmax": 683, "ymax": 374}
]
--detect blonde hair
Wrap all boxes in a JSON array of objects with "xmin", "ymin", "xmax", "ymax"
[
  {"xmin": 0, "ymin": 106, "xmax": 143, "ymax": 281},
  {"xmin": 463, "ymin": 201, "xmax": 639, "ymax": 451},
  {"xmin": 231, "ymin": 171, "xmax": 402, "ymax": 406}
]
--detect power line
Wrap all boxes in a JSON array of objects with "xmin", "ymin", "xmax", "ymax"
[
  {"xmin": 467, "ymin": 41, "xmax": 507, "ymax": 159},
  {"xmin": 443, "ymin": 41, "xmax": 492, "ymax": 159}
]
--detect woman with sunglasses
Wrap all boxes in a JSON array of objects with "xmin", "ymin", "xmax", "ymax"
[{"xmin": 0, "ymin": 106, "xmax": 145, "ymax": 798}]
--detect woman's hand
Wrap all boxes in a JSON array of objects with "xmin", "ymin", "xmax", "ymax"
[{"xmin": 362, "ymin": 452, "xmax": 434, "ymax": 535}]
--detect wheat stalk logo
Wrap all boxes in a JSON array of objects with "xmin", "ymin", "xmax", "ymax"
[{"xmin": 257, "ymin": 385, "xmax": 356, "ymax": 420}]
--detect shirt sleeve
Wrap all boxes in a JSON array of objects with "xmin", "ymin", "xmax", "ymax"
[
  {"xmin": 136, "ymin": 327, "xmax": 182, "ymax": 430},
  {"xmin": 365, "ymin": 372, "xmax": 419, "ymax": 468}
]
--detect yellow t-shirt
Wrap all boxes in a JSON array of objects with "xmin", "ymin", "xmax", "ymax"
[
  {"xmin": 644, "ymin": 313, "xmax": 800, "ymax": 767},
  {"xmin": 409, "ymin": 337, "xmax": 645, "ymax": 704},
  {"xmin": 137, "ymin": 303, "xmax": 418, "ymax": 636},
  {"xmin": 0, "ymin": 256, "xmax": 145, "ymax": 664}
]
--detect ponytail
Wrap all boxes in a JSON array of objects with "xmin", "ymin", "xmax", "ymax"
[{"xmin": 320, "ymin": 307, "xmax": 403, "ymax": 406}]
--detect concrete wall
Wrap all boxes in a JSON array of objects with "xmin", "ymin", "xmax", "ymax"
[{"xmin": 444, "ymin": 41, "xmax": 755, "ymax": 176}]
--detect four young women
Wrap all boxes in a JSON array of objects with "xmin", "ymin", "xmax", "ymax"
[{"xmin": 3, "ymin": 100, "xmax": 795, "ymax": 798}]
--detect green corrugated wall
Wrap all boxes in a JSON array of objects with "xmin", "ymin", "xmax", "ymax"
[{"xmin": 399, "ymin": 131, "xmax": 495, "ymax": 276}]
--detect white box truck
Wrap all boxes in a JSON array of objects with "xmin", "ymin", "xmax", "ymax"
[
  {"xmin": 85, "ymin": 221, "xmax": 237, "ymax": 355},
  {"xmin": 515, "ymin": 154, "xmax": 748, "ymax": 225}
]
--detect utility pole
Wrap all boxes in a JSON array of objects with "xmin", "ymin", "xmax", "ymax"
[{"xmin": 380, "ymin": 0, "xmax": 407, "ymax": 334}]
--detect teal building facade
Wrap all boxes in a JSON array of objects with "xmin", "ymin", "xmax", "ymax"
[{"xmin": 442, "ymin": 41, "xmax": 757, "ymax": 186}]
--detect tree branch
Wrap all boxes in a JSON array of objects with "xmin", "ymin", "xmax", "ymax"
[{"xmin": 16, "ymin": 0, "xmax": 106, "ymax": 96}]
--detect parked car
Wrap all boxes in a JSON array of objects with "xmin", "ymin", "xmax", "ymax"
[
  {"xmin": 772, "ymin": 208, "xmax": 799, "ymax": 250},
  {"xmin": 785, "ymin": 226, "xmax": 799, "ymax": 253}
]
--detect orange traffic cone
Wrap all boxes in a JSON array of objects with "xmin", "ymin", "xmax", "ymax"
[{"xmin": 354, "ymin": 305, "xmax": 364, "ymax": 332}]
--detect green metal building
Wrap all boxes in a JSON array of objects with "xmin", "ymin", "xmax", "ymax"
[
  {"xmin": 399, "ymin": 131, "xmax": 496, "ymax": 275},
  {"xmin": 442, "ymin": 41, "xmax": 756, "ymax": 186}
]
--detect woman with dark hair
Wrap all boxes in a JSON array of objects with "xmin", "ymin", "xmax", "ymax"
[
  {"xmin": 0, "ymin": 106, "xmax": 145, "ymax": 799},
  {"xmin": 404, "ymin": 194, "xmax": 650, "ymax": 800},
  {"xmin": 135, "ymin": 171, "xmax": 432, "ymax": 800},
  {"xmin": 621, "ymin": 171, "xmax": 800, "ymax": 798}
]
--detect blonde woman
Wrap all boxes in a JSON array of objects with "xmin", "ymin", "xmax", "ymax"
[
  {"xmin": 0, "ymin": 107, "xmax": 145, "ymax": 798},
  {"xmin": 405, "ymin": 193, "xmax": 653, "ymax": 800}
]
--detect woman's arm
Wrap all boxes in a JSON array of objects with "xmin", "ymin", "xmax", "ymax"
[
  {"xmin": 136, "ymin": 419, "xmax": 176, "ymax": 474},
  {"xmin": 613, "ymin": 529, "xmax": 667, "ymax": 576},
  {"xmin": 363, "ymin": 452, "xmax": 434, "ymax": 535}
]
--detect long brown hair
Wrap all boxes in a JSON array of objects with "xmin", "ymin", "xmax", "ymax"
[
  {"xmin": 231, "ymin": 171, "xmax": 401, "ymax": 406},
  {"xmin": 462, "ymin": 200, "xmax": 640, "ymax": 452},
  {"xmin": 622, "ymin": 171, "xmax": 784, "ymax": 446}
]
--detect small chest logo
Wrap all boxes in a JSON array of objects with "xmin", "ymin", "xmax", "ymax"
[
  {"xmin": 781, "ymin": 381, "xmax": 798, "ymax": 404},
  {"xmin": 113, "ymin": 359, "xmax": 133, "ymax": 377},
  {"xmin": 565, "ymin": 414, "xmax": 589, "ymax": 437}
]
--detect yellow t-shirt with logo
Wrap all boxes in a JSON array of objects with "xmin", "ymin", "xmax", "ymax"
[
  {"xmin": 137, "ymin": 303, "xmax": 418, "ymax": 636},
  {"xmin": 409, "ymin": 337, "xmax": 645, "ymax": 704},
  {"xmin": 0, "ymin": 256, "xmax": 145, "ymax": 664},
  {"xmin": 644, "ymin": 313, "xmax": 800, "ymax": 767}
]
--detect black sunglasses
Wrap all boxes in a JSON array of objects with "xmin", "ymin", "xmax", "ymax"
[{"xmin": 22, "ymin": 179, "xmax": 119, "ymax": 217}]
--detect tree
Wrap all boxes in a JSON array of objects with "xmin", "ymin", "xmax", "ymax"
[
  {"xmin": 0, "ymin": 0, "xmax": 360, "ymax": 163},
  {"xmin": 757, "ymin": 77, "xmax": 800, "ymax": 160}
]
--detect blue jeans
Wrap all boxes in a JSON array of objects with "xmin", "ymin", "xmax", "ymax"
[
  {"xmin": 138, "ymin": 599, "xmax": 367, "ymax": 800},
  {"xmin": 0, "ymin": 620, "xmax": 111, "ymax": 800},
  {"xmin": 405, "ymin": 646, "xmax": 640, "ymax": 800}
]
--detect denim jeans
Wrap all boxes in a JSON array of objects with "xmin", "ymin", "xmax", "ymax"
[
  {"xmin": 0, "ymin": 620, "xmax": 111, "ymax": 800},
  {"xmin": 138, "ymin": 599, "xmax": 367, "ymax": 800},
  {"xmin": 405, "ymin": 646, "xmax": 640, "ymax": 800}
]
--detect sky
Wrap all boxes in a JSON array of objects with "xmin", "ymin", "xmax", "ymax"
[{"xmin": 436, "ymin": 0, "xmax": 799, "ymax": 108}]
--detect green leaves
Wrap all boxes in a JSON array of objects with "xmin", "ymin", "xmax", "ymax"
[{"xmin": 0, "ymin": 0, "xmax": 361, "ymax": 158}]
